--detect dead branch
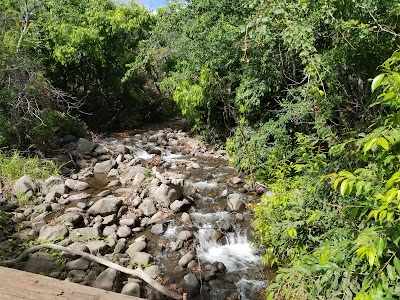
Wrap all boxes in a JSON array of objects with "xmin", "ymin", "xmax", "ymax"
[{"xmin": 1, "ymin": 243, "xmax": 183, "ymax": 300}]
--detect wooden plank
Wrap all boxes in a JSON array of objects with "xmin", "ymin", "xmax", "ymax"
[{"xmin": 0, "ymin": 267, "xmax": 146, "ymax": 300}]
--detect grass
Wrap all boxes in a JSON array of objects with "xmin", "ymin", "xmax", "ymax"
[{"xmin": 0, "ymin": 150, "xmax": 60, "ymax": 194}]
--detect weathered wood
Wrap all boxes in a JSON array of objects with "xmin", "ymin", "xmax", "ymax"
[
  {"xmin": 0, "ymin": 266, "xmax": 145, "ymax": 300},
  {"xmin": 1, "ymin": 243, "xmax": 183, "ymax": 300}
]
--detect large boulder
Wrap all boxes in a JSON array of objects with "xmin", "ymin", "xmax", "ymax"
[
  {"xmin": 55, "ymin": 212, "xmax": 83, "ymax": 227},
  {"xmin": 41, "ymin": 176, "xmax": 67, "ymax": 195},
  {"xmin": 38, "ymin": 224, "xmax": 69, "ymax": 241},
  {"xmin": 65, "ymin": 179, "xmax": 89, "ymax": 191},
  {"xmin": 87, "ymin": 197, "xmax": 123, "ymax": 216},
  {"xmin": 130, "ymin": 252, "xmax": 153, "ymax": 266},
  {"xmin": 153, "ymin": 180, "xmax": 184, "ymax": 208},
  {"xmin": 92, "ymin": 268, "xmax": 120, "ymax": 291},
  {"xmin": 94, "ymin": 160, "xmax": 114, "ymax": 174},
  {"xmin": 77, "ymin": 138, "xmax": 97, "ymax": 153},
  {"xmin": 138, "ymin": 199, "xmax": 157, "ymax": 216},
  {"xmin": 12, "ymin": 175, "xmax": 36, "ymax": 196},
  {"xmin": 227, "ymin": 193, "xmax": 245, "ymax": 211},
  {"xmin": 23, "ymin": 252, "xmax": 58, "ymax": 274},
  {"xmin": 69, "ymin": 227, "xmax": 100, "ymax": 241}
]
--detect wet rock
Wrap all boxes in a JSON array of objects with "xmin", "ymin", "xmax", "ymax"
[
  {"xmin": 12, "ymin": 175, "xmax": 36, "ymax": 196},
  {"xmin": 187, "ymin": 260, "xmax": 197, "ymax": 269},
  {"xmin": 177, "ymin": 230, "xmax": 193, "ymax": 241},
  {"xmin": 149, "ymin": 147, "xmax": 162, "ymax": 155},
  {"xmin": 170, "ymin": 240, "xmax": 183, "ymax": 251},
  {"xmin": 138, "ymin": 199, "xmax": 157, "ymax": 216},
  {"xmin": 154, "ymin": 181, "xmax": 184, "ymax": 208},
  {"xmin": 181, "ymin": 212, "xmax": 192, "ymax": 224},
  {"xmin": 94, "ymin": 160, "xmax": 114, "ymax": 174},
  {"xmin": 23, "ymin": 252, "xmax": 58, "ymax": 274},
  {"xmin": 97, "ymin": 190, "xmax": 111, "ymax": 197},
  {"xmin": 39, "ymin": 224, "xmax": 69, "ymax": 241},
  {"xmin": 151, "ymin": 223, "xmax": 165, "ymax": 235},
  {"xmin": 92, "ymin": 268, "xmax": 120, "ymax": 291},
  {"xmin": 66, "ymin": 193, "xmax": 91, "ymax": 201},
  {"xmin": 68, "ymin": 269, "xmax": 87, "ymax": 282},
  {"xmin": 170, "ymin": 199, "xmax": 191, "ymax": 212},
  {"xmin": 179, "ymin": 251, "xmax": 195, "ymax": 267},
  {"xmin": 130, "ymin": 252, "xmax": 153, "ymax": 266},
  {"xmin": 117, "ymin": 226, "xmax": 132, "ymax": 238},
  {"xmin": 227, "ymin": 193, "xmax": 245, "ymax": 211},
  {"xmin": 183, "ymin": 273, "xmax": 200, "ymax": 294},
  {"xmin": 55, "ymin": 212, "xmax": 83, "ymax": 227},
  {"xmin": 213, "ymin": 261, "xmax": 227, "ymax": 273},
  {"xmin": 69, "ymin": 227, "xmax": 100, "ymax": 241},
  {"xmin": 65, "ymin": 179, "xmax": 89, "ymax": 191},
  {"xmin": 115, "ymin": 144, "xmax": 129, "ymax": 155},
  {"xmin": 77, "ymin": 138, "xmax": 97, "ymax": 153},
  {"xmin": 87, "ymin": 197, "xmax": 123, "ymax": 217},
  {"xmin": 66, "ymin": 258, "xmax": 90, "ymax": 270},
  {"xmin": 121, "ymin": 282, "xmax": 141, "ymax": 297},
  {"xmin": 107, "ymin": 179, "xmax": 121, "ymax": 188}
]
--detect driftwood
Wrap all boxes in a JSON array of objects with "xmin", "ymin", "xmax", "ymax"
[{"xmin": 1, "ymin": 243, "xmax": 183, "ymax": 300}]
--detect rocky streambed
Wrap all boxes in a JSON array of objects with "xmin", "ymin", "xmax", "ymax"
[{"xmin": 0, "ymin": 122, "xmax": 271, "ymax": 299}]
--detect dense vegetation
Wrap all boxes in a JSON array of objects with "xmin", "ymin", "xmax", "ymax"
[{"xmin": 2, "ymin": 0, "xmax": 400, "ymax": 299}]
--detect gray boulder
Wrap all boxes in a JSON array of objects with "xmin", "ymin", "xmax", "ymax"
[
  {"xmin": 121, "ymin": 282, "xmax": 141, "ymax": 297},
  {"xmin": 77, "ymin": 138, "xmax": 97, "ymax": 153},
  {"xmin": 69, "ymin": 227, "xmax": 100, "ymax": 241},
  {"xmin": 138, "ymin": 199, "xmax": 156, "ymax": 216},
  {"xmin": 154, "ymin": 180, "xmax": 184, "ymax": 208},
  {"xmin": 23, "ymin": 252, "xmax": 58, "ymax": 274},
  {"xmin": 65, "ymin": 179, "xmax": 89, "ymax": 191},
  {"xmin": 42, "ymin": 176, "xmax": 67, "ymax": 195},
  {"xmin": 91, "ymin": 268, "xmax": 120, "ymax": 291},
  {"xmin": 12, "ymin": 175, "xmax": 36, "ymax": 196},
  {"xmin": 130, "ymin": 252, "xmax": 153, "ymax": 266},
  {"xmin": 170, "ymin": 199, "xmax": 191, "ymax": 212},
  {"xmin": 126, "ymin": 240, "xmax": 147, "ymax": 258},
  {"xmin": 66, "ymin": 258, "xmax": 90, "ymax": 270},
  {"xmin": 66, "ymin": 193, "xmax": 91, "ymax": 201},
  {"xmin": 87, "ymin": 197, "xmax": 123, "ymax": 216},
  {"xmin": 94, "ymin": 160, "xmax": 114, "ymax": 174},
  {"xmin": 227, "ymin": 193, "xmax": 245, "ymax": 211},
  {"xmin": 179, "ymin": 251, "xmax": 195, "ymax": 267},
  {"xmin": 177, "ymin": 230, "xmax": 193, "ymax": 241},
  {"xmin": 39, "ymin": 224, "xmax": 69, "ymax": 241},
  {"xmin": 55, "ymin": 212, "xmax": 83, "ymax": 227},
  {"xmin": 86, "ymin": 240, "xmax": 109, "ymax": 255}
]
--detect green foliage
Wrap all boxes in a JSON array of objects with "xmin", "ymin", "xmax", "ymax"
[{"xmin": 0, "ymin": 151, "xmax": 60, "ymax": 190}]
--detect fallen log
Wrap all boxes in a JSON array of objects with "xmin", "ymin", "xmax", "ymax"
[{"xmin": 1, "ymin": 243, "xmax": 183, "ymax": 300}]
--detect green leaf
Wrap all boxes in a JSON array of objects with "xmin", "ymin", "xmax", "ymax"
[
  {"xmin": 333, "ymin": 177, "xmax": 344, "ymax": 190},
  {"xmin": 376, "ymin": 237, "xmax": 385, "ymax": 256},
  {"xmin": 371, "ymin": 74, "xmax": 385, "ymax": 92},
  {"xmin": 377, "ymin": 137, "xmax": 389, "ymax": 151},
  {"xmin": 393, "ymin": 257, "xmax": 400, "ymax": 274},
  {"xmin": 363, "ymin": 138, "xmax": 377, "ymax": 154},
  {"xmin": 387, "ymin": 264, "xmax": 396, "ymax": 281},
  {"xmin": 341, "ymin": 179, "xmax": 349, "ymax": 196}
]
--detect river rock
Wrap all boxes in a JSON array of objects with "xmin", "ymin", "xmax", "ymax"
[
  {"xmin": 23, "ymin": 252, "xmax": 58, "ymax": 274},
  {"xmin": 62, "ymin": 242, "xmax": 89, "ymax": 259},
  {"xmin": 66, "ymin": 193, "xmax": 91, "ymax": 201},
  {"xmin": 92, "ymin": 268, "xmax": 120, "ymax": 291},
  {"xmin": 177, "ymin": 230, "xmax": 193, "ymax": 241},
  {"xmin": 65, "ymin": 179, "xmax": 89, "ymax": 191},
  {"xmin": 119, "ymin": 217, "xmax": 138, "ymax": 227},
  {"xmin": 55, "ymin": 212, "xmax": 83, "ymax": 227},
  {"xmin": 69, "ymin": 227, "xmax": 100, "ymax": 241},
  {"xmin": 231, "ymin": 177, "xmax": 243, "ymax": 185},
  {"xmin": 117, "ymin": 226, "xmax": 132, "ymax": 238},
  {"xmin": 132, "ymin": 173, "xmax": 146, "ymax": 186},
  {"xmin": 42, "ymin": 176, "xmax": 68, "ymax": 196},
  {"xmin": 87, "ymin": 197, "xmax": 123, "ymax": 216},
  {"xmin": 154, "ymin": 181, "xmax": 184, "ymax": 208},
  {"xmin": 126, "ymin": 240, "xmax": 147, "ymax": 257},
  {"xmin": 170, "ymin": 199, "xmax": 191, "ymax": 212},
  {"xmin": 87, "ymin": 240, "xmax": 109, "ymax": 255},
  {"xmin": 45, "ymin": 190, "xmax": 61, "ymax": 202},
  {"xmin": 179, "ymin": 251, "xmax": 195, "ymax": 267},
  {"xmin": 184, "ymin": 273, "xmax": 199, "ymax": 288},
  {"xmin": 115, "ymin": 144, "xmax": 129, "ymax": 155},
  {"xmin": 144, "ymin": 265, "xmax": 161, "ymax": 279},
  {"xmin": 66, "ymin": 258, "xmax": 90, "ymax": 270},
  {"xmin": 151, "ymin": 223, "xmax": 165, "ymax": 235},
  {"xmin": 121, "ymin": 282, "xmax": 141, "ymax": 297},
  {"xmin": 12, "ymin": 175, "xmax": 36, "ymax": 196},
  {"xmin": 138, "ymin": 199, "xmax": 157, "ymax": 216},
  {"xmin": 77, "ymin": 138, "xmax": 97, "ymax": 153},
  {"xmin": 39, "ymin": 224, "xmax": 69, "ymax": 241},
  {"xmin": 94, "ymin": 160, "xmax": 114, "ymax": 174},
  {"xmin": 130, "ymin": 252, "xmax": 153, "ymax": 266},
  {"xmin": 68, "ymin": 269, "xmax": 87, "ymax": 282},
  {"xmin": 227, "ymin": 193, "xmax": 245, "ymax": 211},
  {"xmin": 181, "ymin": 212, "xmax": 192, "ymax": 224}
]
